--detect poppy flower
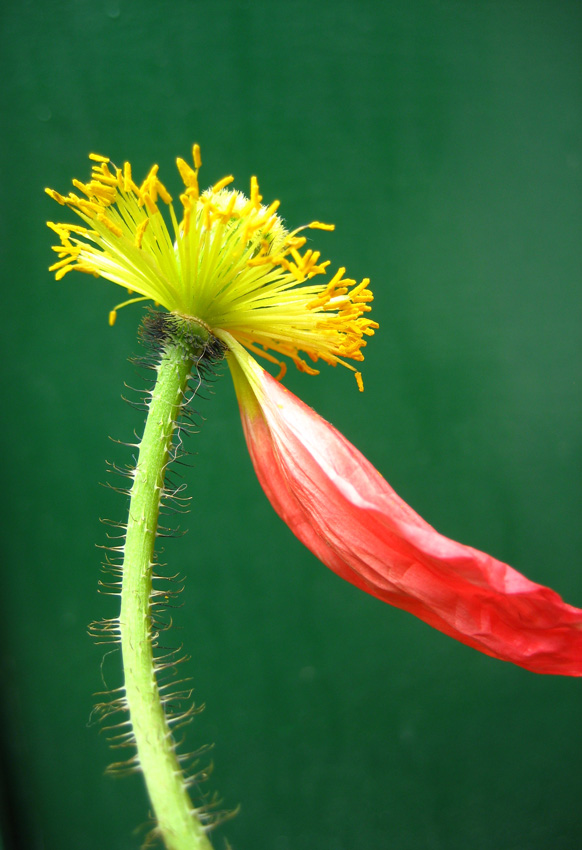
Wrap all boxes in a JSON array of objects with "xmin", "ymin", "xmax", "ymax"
[{"xmin": 47, "ymin": 147, "xmax": 582, "ymax": 676}]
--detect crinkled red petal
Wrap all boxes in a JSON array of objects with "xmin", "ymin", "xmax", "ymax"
[{"xmin": 232, "ymin": 356, "xmax": 582, "ymax": 676}]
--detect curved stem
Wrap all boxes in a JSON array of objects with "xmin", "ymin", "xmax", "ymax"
[{"xmin": 119, "ymin": 339, "xmax": 214, "ymax": 850}]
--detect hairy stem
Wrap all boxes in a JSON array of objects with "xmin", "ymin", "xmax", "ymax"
[{"xmin": 119, "ymin": 334, "xmax": 214, "ymax": 850}]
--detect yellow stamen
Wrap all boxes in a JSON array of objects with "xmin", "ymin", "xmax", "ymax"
[
  {"xmin": 180, "ymin": 193, "xmax": 192, "ymax": 234},
  {"xmin": 89, "ymin": 153, "xmax": 109, "ymax": 163},
  {"xmin": 72, "ymin": 178, "xmax": 90, "ymax": 197},
  {"xmin": 92, "ymin": 168, "xmax": 117, "ymax": 187},
  {"xmin": 264, "ymin": 199, "xmax": 280, "ymax": 218},
  {"xmin": 143, "ymin": 194, "xmax": 159, "ymax": 215},
  {"xmin": 111, "ymin": 295, "xmax": 151, "ymax": 318},
  {"xmin": 293, "ymin": 356, "xmax": 320, "ymax": 376},
  {"xmin": 212, "ymin": 175, "xmax": 235, "ymax": 193},
  {"xmin": 48, "ymin": 221, "xmax": 90, "ymax": 237},
  {"xmin": 45, "ymin": 188, "xmax": 67, "ymax": 205},
  {"xmin": 219, "ymin": 192, "xmax": 237, "ymax": 221},
  {"xmin": 123, "ymin": 162, "xmax": 133, "ymax": 193},
  {"xmin": 193, "ymin": 143, "xmax": 202, "ymax": 169},
  {"xmin": 155, "ymin": 178, "xmax": 172, "ymax": 205},
  {"xmin": 49, "ymin": 254, "xmax": 78, "ymax": 272},
  {"xmin": 250, "ymin": 175, "xmax": 262, "ymax": 207},
  {"xmin": 75, "ymin": 198, "xmax": 103, "ymax": 216},
  {"xmin": 90, "ymin": 183, "xmax": 116, "ymax": 203},
  {"xmin": 176, "ymin": 157, "xmax": 198, "ymax": 188},
  {"xmin": 135, "ymin": 218, "xmax": 150, "ymax": 248},
  {"xmin": 309, "ymin": 221, "xmax": 335, "ymax": 231},
  {"xmin": 55, "ymin": 265, "xmax": 76, "ymax": 280},
  {"xmin": 238, "ymin": 341, "xmax": 287, "ymax": 379},
  {"xmin": 97, "ymin": 214, "xmax": 123, "ymax": 238}
]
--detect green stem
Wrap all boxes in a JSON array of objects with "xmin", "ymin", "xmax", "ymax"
[{"xmin": 119, "ymin": 333, "xmax": 214, "ymax": 850}]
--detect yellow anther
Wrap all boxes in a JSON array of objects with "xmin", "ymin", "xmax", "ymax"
[
  {"xmin": 309, "ymin": 260, "xmax": 331, "ymax": 278},
  {"xmin": 264, "ymin": 199, "xmax": 280, "ymax": 218},
  {"xmin": 184, "ymin": 183, "xmax": 200, "ymax": 202},
  {"xmin": 135, "ymin": 218, "xmax": 149, "ymax": 248},
  {"xmin": 48, "ymin": 221, "xmax": 85, "ymax": 240},
  {"xmin": 55, "ymin": 265, "xmax": 75, "ymax": 280},
  {"xmin": 247, "ymin": 212, "xmax": 268, "ymax": 233},
  {"xmin": 140, "ymin": 183, "xmax": 153, "ymax": 203},
  {"xmin": 193, "ymin": 143, "xmax": 202, "ymax": 170},
  {"xmin": 143, "ymin": 194, "xmax": 159, "ymax": 215},
  {"xmin": 92, "ymin": 170, "xmax": 117, "ymax": 187},
  {"xmin": 45, "ymin": 188, "xmax": 67, "ymax": 206},
  {"xmin": 268, "ymin": 253, "xmax": 291, "ymax": 272},
  {"xmin": 155, "ymin": 178, "xmax": 172, "ymax": 205},
  {"xmin": 72, "ymin": 179, "xmax": 91, "ymax": 197},
  {"xmin": 93, "ymin": 160, "xmax": 114, "ymax": 179},
  {"xmin": 123, "ymin": 162, "xmax": 133, "ymax": 192},
  {"xmin": 288, "ymin": 235, "xmax": 307, "ymax": 250},
  {"xmin": 49, "ymin": 255, "xmax": 76, "ymax": 272},
  {"xmin": 89, "ymin": 153, "xmax": 110, "ymax": 163},
  {"xmin": 176, "ymin": 157, "xmax": 197, "ymax": 188},
  {"xmin": 238, "ymin": 196, "xmax": 255, "ymax": 218},
  {"xmin": 328, "ymin": 267, "xmax": 346, "ymax": 288},
  {"xmin": 355, "ymin": 371, "xmax": 364, "ymax": 392},
  {"xmin": 109, "ymin": 310, "xmax": 117, "ymax": 326},
  {"xmin": 90, "ymin": 183, "xmax": 116, "ymax": 203},
  {"xmin": 74, "ymin": 199, "xmax": 102, "ymax": 217},
  {"xmin": 97, "ymin": 214, "xmax": 123, "ymax": 238},
  {"xmin": 309, "ymin": 221, "xmax": 335, "ymax": 231},
  {"xmin": 293, "ymin": 357, "xmax": 320, "ymax": 376},
  {"xmin": 221, "ymin": 192, "xmax": 237, "ymax": 219},
  {"xmin": 247, "ymin": 254, "xmax": 271, "ymax": 267},
  {"xmin": 140, "ymin": 165, "xmax": 160, "ymax": 199},
  {"xmin": 179, "ymin": 192, "xmax": 193, "ymax": 234},
  {"xmin": 250, "ymin": 175, "xmax": 262, "ymax": 206},
  {"xmin": 288, "ymin": 262, "xmax": 305, "ymax": 282},
  {"xmin": 350, "ymin": 277, "xmax": 373, "ymax": 301},
  {"xmin": 212, "ymin": 175, "xmax": 235, "ymax": 193}
]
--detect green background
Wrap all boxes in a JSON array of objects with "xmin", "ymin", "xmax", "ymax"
[{"xmin": 1, "ymin": 1, "xmax": 581, "ymax": 848}]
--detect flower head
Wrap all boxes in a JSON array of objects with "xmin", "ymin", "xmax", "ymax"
[{"xmin": 47, "ymin": 146, "xmax": 377, "ymax": 387}]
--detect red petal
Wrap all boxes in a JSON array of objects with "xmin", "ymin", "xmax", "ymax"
[{"xmin": 227, "ymin": 342, "xmax": 582, "ymax": 676}]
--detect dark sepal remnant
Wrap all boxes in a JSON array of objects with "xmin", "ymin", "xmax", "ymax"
[{"xmin": 139, "ymin": 309, "xmax": 227, "ymax": 372}]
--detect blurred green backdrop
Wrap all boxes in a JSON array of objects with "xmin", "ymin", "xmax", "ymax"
[{"xmin": 1, "ymin": 1, "xmax": 581, "ymax": 848}]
